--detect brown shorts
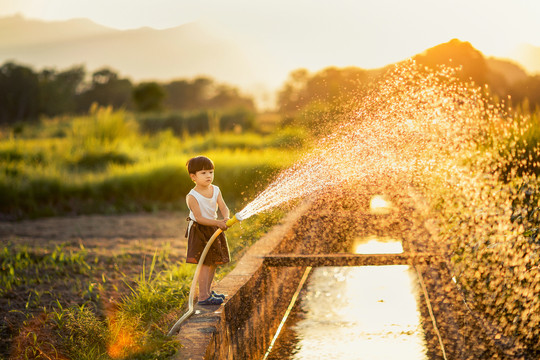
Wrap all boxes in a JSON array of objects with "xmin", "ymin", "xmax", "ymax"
[{"xmin": 186, "ymin": 221, "xmax": 230, "ymax": 266}]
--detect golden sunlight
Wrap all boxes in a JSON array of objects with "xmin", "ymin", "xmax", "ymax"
[{"xmin": 107, "ymin": 321, "xmax": 141, "ymax": 359}]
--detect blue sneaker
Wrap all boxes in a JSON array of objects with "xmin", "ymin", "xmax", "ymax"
[
  {"xmin": 211, "ymin": 290, "xmax": 226, "ymax": 299},
  {"xmin": 197, "ymin": 295, "xmax": 224, "ymax": 306}
]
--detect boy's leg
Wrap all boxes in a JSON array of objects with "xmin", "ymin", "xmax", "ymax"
[
  {"xmin": 204, "ymin": 265, "xmax": 216, "ymax": 297},
  {"xmin": 198, "ymin": 265, "xmax": 212, "ymax": 300}
]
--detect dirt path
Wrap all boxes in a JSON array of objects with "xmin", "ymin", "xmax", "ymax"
[{"xmin": 0, "ymin": 211, "xmax": 189, "ymax": 259}]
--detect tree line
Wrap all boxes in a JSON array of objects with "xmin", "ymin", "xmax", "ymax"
[
  {"xmin": 278, "ymin": 39, "xmax": 540, "ymax": 130},
  {"xmin": 0, "ymin": 62, "xmax": 255, "ymax": 124},
  {"xmin": 2, "ymin": 39, "xmax": 538, "ymax": 127}
]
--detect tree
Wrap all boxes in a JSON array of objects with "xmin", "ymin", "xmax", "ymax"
[
  {"xmin": 277, "ymin": 66, "xmax": 367, "ymax": 117},
  {"xmin": 132, "ymin": 82, "xmax": 165, "ymax": 112},
  {"xmin": 38, "ymin": 66, "xmax": 85, "ymax": 116},
  {"xmin": 164, "ymin": 77, "xmax": 212, "ymax": 110},
  {"xmin": 277, "ymin": 68, "xmax": 310, "ymax": 115},
  {"xmin": 510, "ymin": 75, "xmax": 540, "ymax": 111},
  {"xmin": 207, "ymin": 84, "xmax": 255, "ymax": 111},
  {"xmin": 414, "ymin": 39, "xmax": 489, "ymax": 85},
  {"xmin": 77, "ymin": 68, "xmax": 133, "ymax": 112},
  {"xmin": 0, "ymin": 62, "xmax": 40, "ymax": 123}
]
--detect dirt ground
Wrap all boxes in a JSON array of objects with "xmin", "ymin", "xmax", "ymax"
[
  {"xmin": 0, "ymin": 211, "xmax": 190, "ymax": 357},
  {"xmin": 0, "ymin": 211, "xmax": 189, "ymax": 259}
]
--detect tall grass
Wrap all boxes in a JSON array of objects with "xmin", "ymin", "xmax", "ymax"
[{"xmin": 1, "ymin": 108, "xmax": 299, "ymax": 357}]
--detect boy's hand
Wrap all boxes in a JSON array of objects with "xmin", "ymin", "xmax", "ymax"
[{"xmin": 217, "ymin": 219, "xmax": 228, "ymax": 231}]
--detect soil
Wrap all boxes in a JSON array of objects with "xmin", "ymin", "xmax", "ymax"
[
  {"xmin": 0, "ymin": 211, "xmax": 189, "ymax": 258},
  {"xmin": 0, "ymin": 211, "xmax": 189, "ymax": 358}
]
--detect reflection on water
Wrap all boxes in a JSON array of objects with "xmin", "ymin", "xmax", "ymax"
[{"xmin": 268, "ymin": 266, "xmax": 428, "ymax": 360}]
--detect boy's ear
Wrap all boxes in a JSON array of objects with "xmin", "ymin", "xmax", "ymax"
[{"xmin": 189, "ymin": 173, "xmax": 197, "ymax": 182}]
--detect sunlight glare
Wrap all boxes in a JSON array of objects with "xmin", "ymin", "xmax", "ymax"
[{"xmin": 354, "ymin": 237, "xmax": 403, "ymax": 254}]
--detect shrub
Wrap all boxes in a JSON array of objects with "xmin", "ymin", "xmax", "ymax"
[{"xmin": 71, "ymin": 151, "xmax": 135, "ymax": 171}]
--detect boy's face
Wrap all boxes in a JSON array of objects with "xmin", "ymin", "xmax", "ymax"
[{"xmin": 190, "ymin": 169, "xmax": 214, "ymax": 186}]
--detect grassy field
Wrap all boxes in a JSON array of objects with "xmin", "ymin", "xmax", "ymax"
[{"xmin": 0, "ymin": 107, "xmax": 306, "ymax": 219}]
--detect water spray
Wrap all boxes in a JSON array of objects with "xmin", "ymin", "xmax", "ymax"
[
  {"xmin": 168, "ymin": 213, "xmax": 244, "ymax": 336},
  {"xmin": 167, "ymin": 62, "xmax": 482, "ymax": 337}
]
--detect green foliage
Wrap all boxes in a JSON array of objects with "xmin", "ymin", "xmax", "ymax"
[
  {"xmin": 0, "ymin": 61, "xmax": 257, "ymax": 127},
  {"xmin": 0, "ymin": 62, "xmax": 40, "ymax": 122},
  {"xmin": 71, "ymin": 150, "xmax": 135, "ymax": 171},
  {"xmin": 137, "ymin": 107, "xmax": 257, "ymax": 136},
  {"xmin": 277, "ymin": 66, "xmax": 367, "ymax": 118},
  {"xmin": 3, "ymin": 211, "xmax": 283, "ymax": 358},
  {"xmin": 138, "ymin": 111, "xmax": 209, "ymax": 135},
  {"xmin": 39, "ymin": 66, "xmax": 85, "ymax": 117},
  {"xmin": 77, "ymin": 68, "xmax": 134, "ymax": 112},
  {"xmin": 70, "ymin": 106, "xmax": 138, "ymax": 147},
  {"xmin": 133, "ymin": 82, "xmax": 165, "ymax": 112},
  {"xmin": 119, "ymin": 254, "xmax": 191, "ymax": 324},
  {"xmin": 278, "ymin": 41, "xmax": 540, "ymax": 136},
  {"xmin": 55, "ymin": 305, "xmax": 110, "ymax": 360}
]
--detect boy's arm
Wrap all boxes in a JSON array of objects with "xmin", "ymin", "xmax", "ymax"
[
  {"xmin": 217, "ymin": 192, "xmax": 230, "ymax": 221},
  {"xmin": 187, "ymin": 195, "xmax": 227, "ymax": 230}
]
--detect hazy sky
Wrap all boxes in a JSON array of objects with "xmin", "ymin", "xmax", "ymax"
[{"xmin": 1, "ymin": 0, "xmax": 539, "ymax": 72}]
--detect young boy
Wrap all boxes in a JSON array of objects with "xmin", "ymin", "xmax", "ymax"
[{"xmin": 185, "ymin": 156, "xmax": 231, "ymax": 305}]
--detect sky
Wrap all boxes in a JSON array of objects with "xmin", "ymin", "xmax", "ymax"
[{"xmin": 1, "ymin": 0, "xmax": 539, "ymax": 72}]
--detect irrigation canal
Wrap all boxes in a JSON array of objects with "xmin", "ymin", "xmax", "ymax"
[
  {"xmin": 176, "ymin": 192, "xmax": 501, "ymax": 359},
  {"xmin": 262, "ymin": 238, "xmax": 438, "ymax": 360},
  {"xmin": 259, "ymin": 194, "xmax": 451, "ymax": 360}
]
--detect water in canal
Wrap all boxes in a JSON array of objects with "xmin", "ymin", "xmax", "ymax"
[{"xmin": 265, "ymin": 197, "xmax": 429, "ymax": 360}]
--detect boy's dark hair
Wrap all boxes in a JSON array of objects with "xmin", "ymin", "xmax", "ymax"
[{"xmin": 186, "ymin": 156, "xmax": 214, "ymax": 174}]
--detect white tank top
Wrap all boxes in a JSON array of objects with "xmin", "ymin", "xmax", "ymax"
[{"xmin": 187, "ymin": 185, "xmax": 220, "ymax": 221}]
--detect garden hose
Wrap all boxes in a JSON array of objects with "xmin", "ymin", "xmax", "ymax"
[{"xmin": 168, "ymin": 214, "xmax": 242, "ymax": 336}]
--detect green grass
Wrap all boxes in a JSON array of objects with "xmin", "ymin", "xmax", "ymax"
[{"xmin": 0, "ymin": 108, "xmax": 306, "ymax": 219}]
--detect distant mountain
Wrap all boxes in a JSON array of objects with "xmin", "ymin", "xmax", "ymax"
[
  {"xmin": 0, "ymin": 14, "xmax": 115, "ymax": 48},
  {"xmin": 486, "ymin": 57, "xmax": 529, "ymax": 85},
  {"xmin": 0, "ymin": 15, "xmax": 262, "ymax": 89}
]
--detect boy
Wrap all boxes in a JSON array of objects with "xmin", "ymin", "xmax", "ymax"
[{"xmin": 185, "ymin": 156, "xmax": 230, "ymax": 305}]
